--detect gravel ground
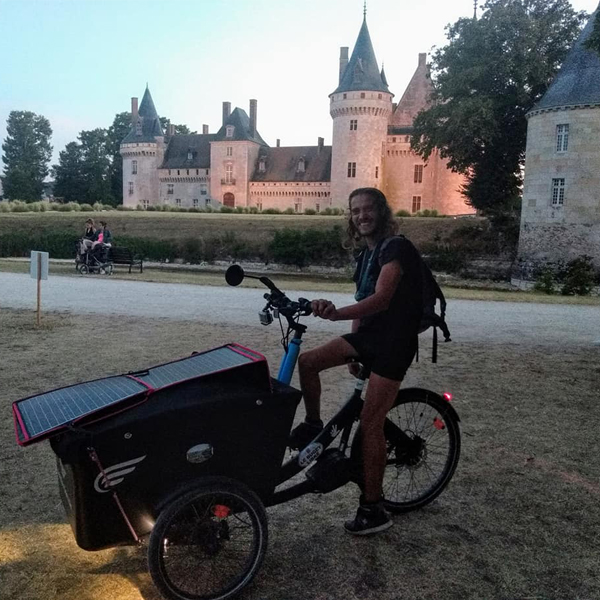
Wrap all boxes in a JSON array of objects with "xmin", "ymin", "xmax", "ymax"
[{"xmin": 1, "ymin": 272, "xmax": 599, "ymax": 346}]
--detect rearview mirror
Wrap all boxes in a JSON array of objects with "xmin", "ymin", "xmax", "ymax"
[{"xmin": 225, "ymin": 265, "xmax": 245, "ymax": 286}]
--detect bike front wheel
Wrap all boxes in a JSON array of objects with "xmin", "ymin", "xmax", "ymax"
[
  {"xmin": 148, "ymin": 477, "xmax": 268, "ymax": 600},
  {"xmin": 351, "ymin": 390, "xmax": 461, "ymax": 514}
]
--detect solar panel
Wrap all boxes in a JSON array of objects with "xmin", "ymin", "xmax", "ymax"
[{"xmin": 14, "ymin": 344, "xmax": 267, "ymax": 446}]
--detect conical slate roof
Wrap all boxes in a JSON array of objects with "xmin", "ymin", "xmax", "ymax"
[
  {"xmin": 531, "ymin": 6, "xmax": 600, "ymax": 113},
  {"xmin": 213, "ymin": 107, "xmax": 267, "ymax": 145},
  {"xmin": 122, "ymin": 87, "xmax": 164, "ymax": 143},
  {"xmin": 332, "ymin": 17, "xmax": 390, "ymax": 94}
]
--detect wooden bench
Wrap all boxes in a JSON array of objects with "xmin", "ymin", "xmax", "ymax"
[{"xmin": 108, "ymin": 247, "xmax": 143, "ymax": 273}]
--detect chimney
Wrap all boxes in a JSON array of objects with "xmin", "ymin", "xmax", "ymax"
[
  {"xmin": 202, "ymin": 124, "xmax": 209, "ymax": 134},
  {"xmin": 131, "ymin": 97, "xmax": 138, "ymax": 124},
  {"xmin": 276, "ymin": 139, "xmax": 280, "ymax": 147},
  {"xmin": 418, "ymin": 53, "xmax": 427, "ymax": 67},
  {"xmin": 317, "ymin": 137, "xmax": 324, "ymax": 154},
  {"xmin": 339, "ymin": 47, "xmax": 349, "ymax": 84},
  {"xmin": 249, "ymin": 99, "xmax": 257, "ymax": 137},
  {"xmin": 168, "ymin": 123, "xmax": 175, "ymax": 137},
  {"xmin": 222, "ymin": 101, "xmax": 231, "ymax": 125}
]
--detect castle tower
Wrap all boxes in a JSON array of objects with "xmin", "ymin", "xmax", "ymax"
[
  {"xmin": 517, "ymin": 4, "xmax": 600, "ymax": 277},
  {"xmin": 329, "ymin": 15, "xmax": 393, "ymax": 206},
  {"xmin": 120, "ymin": 86, "xmax": 165, "ymax": 208}
]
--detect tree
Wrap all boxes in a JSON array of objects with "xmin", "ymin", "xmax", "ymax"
[
  {"xmin": 159, "ymin": 117, "xmax": 197, "ymax": 135},
  {"xmin": 79, "ymin": 128, "xmax": 113, "ymax": 205},
  {"xmin": 584, "ymin": 10, "xmax": 600, "ymax": 54},
  {"xmin": 107, "ymin": 111, "xmax": 132, "ymax": 205},
  {"xmin": 411, "ymin": 0, "xmax": 586, "ymax": 217},
  {"xmin": 1, "ymin": 111, "xmax": 52, "ymax": 201},
  {"xmin": 53, "ymin": 142, "xmax": 85, "ymax": 203}
]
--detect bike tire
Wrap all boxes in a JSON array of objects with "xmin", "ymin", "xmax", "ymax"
[
  {"xmin": 148, "ymin": 477, "xmax": 268, "ymax": 600},
  {"xmin": 351, "ymin": 390, "xmax": 461, "ymax": 514}
]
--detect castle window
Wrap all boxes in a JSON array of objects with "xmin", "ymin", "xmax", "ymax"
[
  {"xmin": 556, "ymin": 124, "xmax": 569, "ymax": 152},
  {"xmin": 360, "ymin": 93, "xmax": 365, "ymax": 99},
  {"xmin": 135, "ymin": 120, "xmax": 142, "ymax": 135},
  {"xmin": 225, "ymin": 164, "xmax": 233, "ymax": 183},
  {"xmin": 414, "ymin": 164, "xmax": 423, "ymax": 183},
  {"xmin": 226, "ymin": 146, "xmax": 233, "ymax": 157},
  {"xmin": 378, "ymin": 94, "xmax": 382, "ymax": 99},
  {"xmin": 343, "ymin": 93, "xmax": 347, "ymax": 99},
  {"xmin": 257, "ymin": 201, "xmax": 263, "ymax": 211},
  {"xmin": 297, "ymin": 157, "xmax": 306, "ymax": 173},
  {"xmin": 316, "ymin": 203, "xmax": 320, "ymax": 213},
  {"xmin": 193, "ymin": 199, "xmax": 199, "ymax": 208},
  {"xmin": 167, "ymin": 184, "xmax": 174, "ymax": 195},
  {"xmin": 177, "ymin": 170, "xmax": 180, "ymax": 175},
  {"xmin": 551, "ymin": 178, "xmax": 565, "ymax": 206},
  {"xmin": 350, "ymin": 119, "xmax": 358, "ymax": 131},
  {"xmin": 200, "ymin": 185, "xmax": 207, "ymax": 195},
  {"xmin": 176, "ymin": 198, "xmax": 182, "ymax": 207},
  {"xmin": 347, "ymin": 162, "xmax": 356, "ymax": 178},
  {"xmin": 294, "ymin": 200, "xmax": 303, "ymax": 213},
  {"xmin": 132, "ymin": 160, "xmax": 138, "ymax": 174},
  {"xmin": 142, "ymin": 199, "xmax": 149, "ymax": 209},
  {"xmin": 128, "ymin": 182, "xmax": 134, "ymax": 195},
  {"xmin": 226, "ymin": 125, "xmax": 234, "ymax": 138},
  {"xmin": 187, "ymin": 150, "xmax": 193, "ymax": 161},
  {"xmin": 412, "ymin": 196, "xmax": 422, "ymax": 213},
  {"xmin": 205, "ymin": 198, "xmax": 211, "ymax": 206},
  {"xmin": 405, "ymin": 136, "xmax": 410, "ymax": 142},
  {"xmin": 196, "ymin": 169, "xmax": 199, "ymax": 175},
  {"xmin": 392, "ymin": 137, "xmax": 396, "ymax": 143},
  {"xmin": 259, "ymin": 157, "xmax": 266, "ymax": 173},
  {"xmin": 186, "ymin": 169, "xmax": 189, "ymax": 175},
  {"xmin": 375, "ymin": 166, "xmax": 379, "ymax": 179},
  {"xmin": 168, "ymin": 169, "xmax": 171, "ymax": 175}
]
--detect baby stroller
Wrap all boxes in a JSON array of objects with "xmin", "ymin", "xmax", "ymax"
[{"xmin": 75, "ymin": 239, "xmax": 113, "ymax": 275}]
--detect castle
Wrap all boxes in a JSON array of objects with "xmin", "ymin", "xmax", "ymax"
[
  {"xmin": 120, "ymin": 14, "xmax": 472, "ymax": 216},
  {"xmin": 517, "ymin": 4, "xmax": 600, "ymax": 274}
]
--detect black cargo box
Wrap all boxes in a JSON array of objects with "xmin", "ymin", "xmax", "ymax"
[{"xmin": 13, "ymin": 344, "xmax": 301, "ymax": 550}]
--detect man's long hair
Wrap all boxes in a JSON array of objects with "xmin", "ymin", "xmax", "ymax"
[{"xmin": 345, "ymin": 187, "xmax": 397, "ymax": 249}]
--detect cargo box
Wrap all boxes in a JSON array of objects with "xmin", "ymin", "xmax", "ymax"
[{"xmin": 13, "ymin": 344, "xmax": 301, "ymax": 550}]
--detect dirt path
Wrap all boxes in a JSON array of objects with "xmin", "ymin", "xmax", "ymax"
[{"xmin": 1, "ymin": 272, "xmax": 599, "ymax": 346}]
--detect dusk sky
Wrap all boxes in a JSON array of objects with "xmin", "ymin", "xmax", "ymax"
[{"xmin": 1, "ymin": 0, "xmax": 598, "ymax": 172}]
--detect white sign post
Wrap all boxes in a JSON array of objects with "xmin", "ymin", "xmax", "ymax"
[{"xmin": 30, "ymin": 251, "xmax": 49, "ymax": 326}]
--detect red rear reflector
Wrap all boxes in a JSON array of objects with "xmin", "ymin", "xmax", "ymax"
[
  {"xmin": 443, "ymin": 392, "xmax": 452, "ymax": 402},
  {"xmin": 433, "ymin": 417, "xmax": 445, "ymax": 430},
  {"xmin": 213, "ymin": 505, "xmax": 231, "ymax": 519}
]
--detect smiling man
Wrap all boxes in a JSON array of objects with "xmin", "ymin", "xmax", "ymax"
[{"xmin": 290, "ymin": 187, "xmax": 424, "ymax": 535}]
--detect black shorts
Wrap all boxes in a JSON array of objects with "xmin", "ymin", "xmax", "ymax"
[{"xmin": 341, "ymin": 331, "xmax": 417, "ymax": 381}]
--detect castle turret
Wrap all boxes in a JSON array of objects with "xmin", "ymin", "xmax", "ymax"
[
  {"xmin": 120, "ymin": 86, "xmax": 165, "ymax": 208},
  {"xmin": 329, "ymin": 15, "xmax": 393, "ymax": 206},
  {"xmin": 517, "ymin": 4, "xmax": 600, "ymax": 277}
]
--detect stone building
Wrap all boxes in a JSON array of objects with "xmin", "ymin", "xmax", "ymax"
[
  {"xmin": 121, "ymin": 14, "xmax": 472, "ymax": 216},
  {"xmin": 517, "ymin": 5, "xmax": 600, "ymax": 276}
]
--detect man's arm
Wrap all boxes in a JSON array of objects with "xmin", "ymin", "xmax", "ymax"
[{"xmin": 313, "ymin": 259, "xmax": 403, "ymax": 322}]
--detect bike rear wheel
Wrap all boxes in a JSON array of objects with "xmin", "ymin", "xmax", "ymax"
[
  {"xmin": 148, "ymin": 478, "xmax": 268, "ymax": 600},
  {"xmin": 351, "ymin": 390, "xmax": 461, "ymax": 513}
]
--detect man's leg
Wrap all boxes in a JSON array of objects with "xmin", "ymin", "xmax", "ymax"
[
  {"xmin": 297, "ymin": 336, "xmax": 359, "ymax": 421},
  {"xmin": 360, "ymin": 373, "xmax": 401, "ymax": 502}
]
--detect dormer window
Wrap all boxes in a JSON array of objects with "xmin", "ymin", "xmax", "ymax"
[
  {"xmin": 135, "ymin": 120, "xmax": 142, "ymax": 135},
  {"xmin": 187, "ymin": 149, "xmax": 193, "ymax": 161},
  {"xmin": 226, "ymin": 125, "xmax": 234, "ymax": 138},
  {"xmin": 258, "ymin": 156, "xmax": 266, "ymax": 173},
  {"xmin": 297, "ymin": 157, "xmax": 306, "ymax": 173}
]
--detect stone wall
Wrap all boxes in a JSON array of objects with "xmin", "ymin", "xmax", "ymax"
[
  {"xmin": 121, "ymin": 140, "xmax": 164, "ymax": 208},
  {"xmin": 248, "ymin": 181, "xmax": 332, "ymax": 211}
]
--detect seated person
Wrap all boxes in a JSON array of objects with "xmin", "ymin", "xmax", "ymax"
[
  {"xmin": 91, "ymin": 221, "xmax": 113, "ymax": 250},
  {"xmin": 79, "ymin": 219, "xmax": 96, "ymax": 254}
]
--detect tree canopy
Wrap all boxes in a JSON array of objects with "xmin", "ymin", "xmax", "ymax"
[
  {"xmin": 159, "ymin": 117, "xmax": 197, "ymax": 135},
  {"xmin": 1, "ymin": 111, "xmax": 53, "ymax": 201},
  {"xmin": 411, "ymin": 0, "xmax": 587, "ymax": 217}
]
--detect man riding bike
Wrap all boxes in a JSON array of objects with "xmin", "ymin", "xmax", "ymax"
[{"xmin": 291, "ymin": 187, "xmax": 424, "ymax": 535}]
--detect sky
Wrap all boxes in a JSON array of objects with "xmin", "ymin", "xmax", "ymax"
[{"xmin": 0, "ymin": 0, "xmax": 599, "ymax": 173}]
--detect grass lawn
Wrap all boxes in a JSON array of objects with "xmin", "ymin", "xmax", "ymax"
[{"xmin": 1, "ymin": 308, "xmax": 599, "ymax": 600}]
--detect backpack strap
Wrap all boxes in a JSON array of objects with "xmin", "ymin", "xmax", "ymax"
[{"xmin": 432, "ymin": 326, "xmax": 438, "ymax": 363}]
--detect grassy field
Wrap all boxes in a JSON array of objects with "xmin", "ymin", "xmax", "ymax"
[
  {"xmin": 1, "ymin": 307, "xmax": 599, "ymax": 600},
  {"xmin": 0, "ymin": 210, "xmax": 483, "ymax": 247}
]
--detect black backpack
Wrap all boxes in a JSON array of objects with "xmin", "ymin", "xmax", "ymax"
[{"xmin": 358, "ymin": 236, "xmax": 451, "ymax": 363}]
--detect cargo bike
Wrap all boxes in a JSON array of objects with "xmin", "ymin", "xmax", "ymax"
[{"xmin": 12, "ymin": 266, "xmax": 461, "ymax": 600}]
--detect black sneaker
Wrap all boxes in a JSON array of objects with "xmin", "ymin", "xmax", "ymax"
[
  {"xmin": 344, "ymin": 503, "xmax": 393, "ymax": 536},
  {"xmin": 288, "ymin": 419, "xmax": 323, "ymax": 450}
]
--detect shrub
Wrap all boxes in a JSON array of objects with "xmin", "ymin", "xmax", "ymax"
[
  {"xmin": 92, "ymin": 202, "xmax": 103, "ymax": 211},
  {"xmin": 79, "ymin": 203, "xmax": 94, "ymax": 211},
  {"xmin": 0, "ymin": 202, "xmax": 10, "ymax": 213},
  {"xmin": 322, "ymin": 207, "xmax": 343, "ymax": 216},
  {"xmin": 11, "ymin": 201, "xmax": 30, "ymax": 213},
  {"xmin": 283, "ymin": 208, "xmax": 295, "ymax": 215},
  {"xmin": 560, "ymin": 256, "xmax": 597, "ymax": 296},
  {"xmin": 269, "ymin": 226, "xmax": 347, "ymax": 268},
  {"xmin": 533, "ymin": 267, "xmax": 556, "ymax": 295},
  {"xmin": 395, "ymin": 210, "xmax": 411, "ymax": 217},
  {"xmin": 204, "ymin": 205, "xmax": 213, "ymax": 213},
  {"xmin": 261, "ymin": 208, "xmax": 281, "ymax": 214},
  {"xmin": 49, "ymin": 202, "xmax": 61, "ymax": 211},
  {"xmin": 417, "ymin": 209, "xmax": 440, "ymax": 217},
  {"xmin": 180, "ymin": 237, "xmax": 204, "ymax": 263},
  {"xmin": 304, "ymin": 209, "xmax": 317, "ymax": 215},
  {"xmin": 247, "ymin": 206, "xmax": 259, "ymax": 214},
  {"xmin": 188, "ymin": 208, "xmax": 203, "ymax": 213},
  {"xmin": 219, "ymin": 230, "xmax": 250, "ymax": 260},
  {"xmin": 235, "ymin": 206, "xmax": 246, "ymax": 214}
]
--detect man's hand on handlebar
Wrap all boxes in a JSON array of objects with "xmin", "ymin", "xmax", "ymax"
[
  {"xmin": 347, "ymin": 361, "xmax": 362, "ymax": 377},
  {"xmin": 311, "ymin": 299, "xmax": 340, "ymax": 321}
]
